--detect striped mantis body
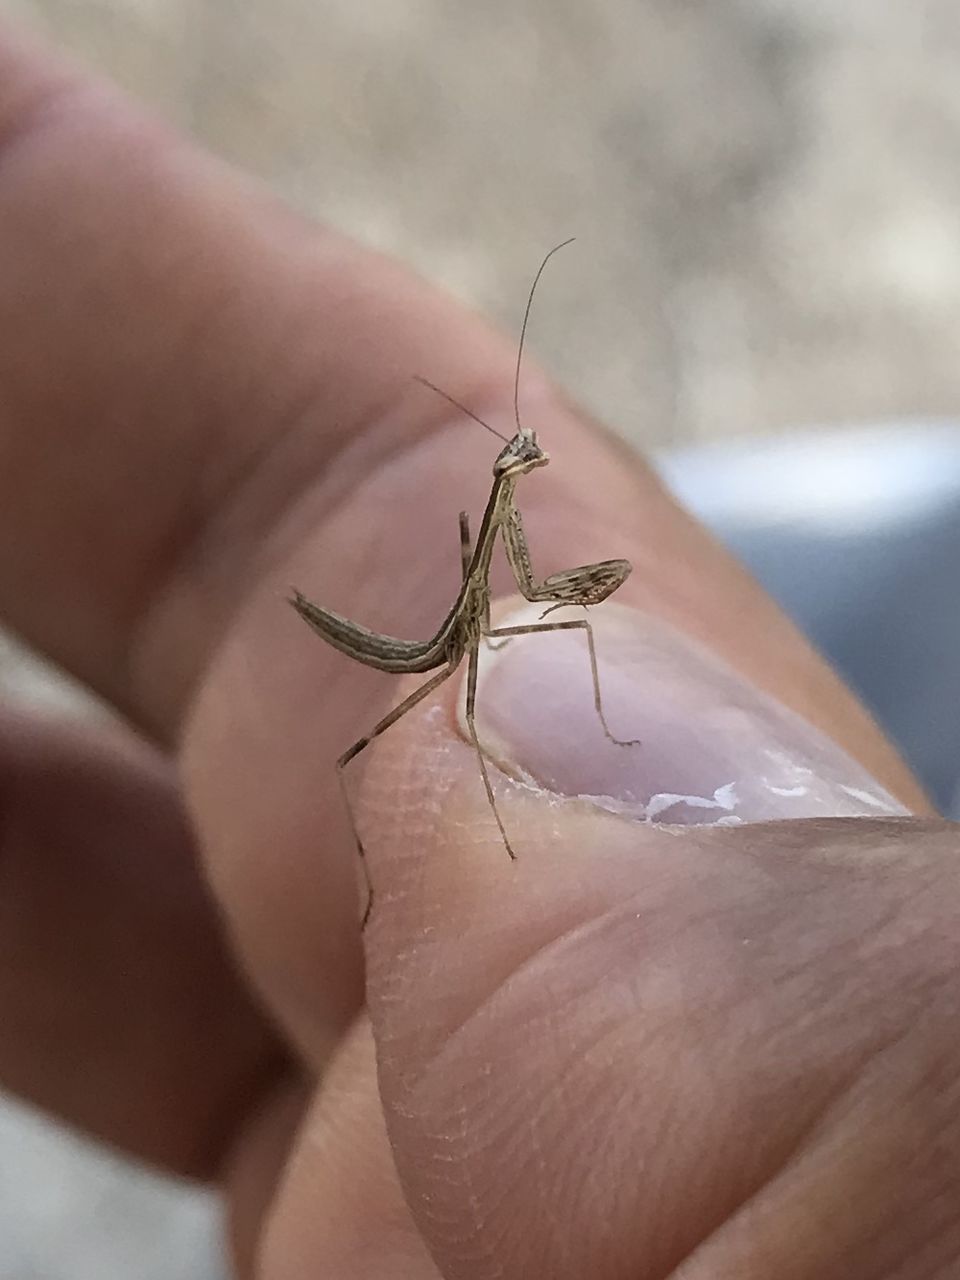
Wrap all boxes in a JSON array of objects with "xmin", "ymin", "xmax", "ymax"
[{"xmin": 291, "ymin": 243, "xmax": 638, "ymax": 920}]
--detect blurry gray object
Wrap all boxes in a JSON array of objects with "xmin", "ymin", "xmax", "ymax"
[
  {"xmin": 657, "ymin": 424, "xmax": 960, "ymax": 819},
  {"xmin": 0, "ymin": 1096, "xmax": 224, "ymax": 1280}
]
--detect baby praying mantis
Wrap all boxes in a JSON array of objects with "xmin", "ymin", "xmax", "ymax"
[{"xmin": 290, "ymin": 241, "xmax": 638, "ymax": 919}]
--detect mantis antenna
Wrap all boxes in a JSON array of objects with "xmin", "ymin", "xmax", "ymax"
[
  {"xmin": 415, "ymin": 237, "xmax": 577, "ymax": 443},
  {"xmin": 513, "ymin": 237, "xmax": 576, "ymax": 434},
  {"xmin": 412, "ymin": 374, "xmax": 511, "ymax": 444}
]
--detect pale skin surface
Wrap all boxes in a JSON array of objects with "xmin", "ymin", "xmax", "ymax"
[{"xmin": 0, "ymin": 23, "xmax": 957, "ymax": 1280}]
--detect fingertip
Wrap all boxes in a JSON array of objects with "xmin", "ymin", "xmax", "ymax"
[
  {"xmin": 351, "ymin": 616, "xmax": 938, "ymax": 1279},
  {"xmin": 353, "ymin": 665, "xmax": 644, "ymax": 1036}
]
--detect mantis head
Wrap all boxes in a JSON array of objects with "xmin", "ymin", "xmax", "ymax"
[{"xmin": 493, "ymin": 427, "xmax": 549, "ymax": 478}]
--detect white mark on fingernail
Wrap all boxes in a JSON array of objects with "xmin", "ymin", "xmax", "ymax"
[
  {"xmin": 644, "ymin": 782, "xmax": 739, "ymax": 822},
  {"xmin": 839, "ymin": 784, "xmax": 902, "ymax": 814},
  {"xmin": 763, "ymin": 749, "xmax": 814, "ymax": 778}
]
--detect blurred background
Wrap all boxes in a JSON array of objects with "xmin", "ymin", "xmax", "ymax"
[
  {"xmin": 3, "ymin": 1, "xmax": 960, "ymax": 445},
  {"xmin": 2, "ymin": 0, "xmax": 960, "ymax": 1275}
]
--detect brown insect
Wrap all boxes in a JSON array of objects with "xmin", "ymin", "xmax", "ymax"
[{"xmin": 291, "ymin": 241, "xmax": 638, "ymax": 920}]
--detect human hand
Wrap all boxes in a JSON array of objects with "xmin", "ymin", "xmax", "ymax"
[{"xmin": 0, "ymin": 24, "xmax": 953, "ymax": 1279}]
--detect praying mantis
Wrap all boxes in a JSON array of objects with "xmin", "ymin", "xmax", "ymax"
[{"xmin": 290, "ymin": 241, "xmax": 638, "ymax": 918}]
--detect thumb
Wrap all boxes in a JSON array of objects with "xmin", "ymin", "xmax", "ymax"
[{"xmin": 358, "ymin": 602, "xmax": 959, "ymax": 1279}]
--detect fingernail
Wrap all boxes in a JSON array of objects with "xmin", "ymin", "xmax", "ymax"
[{"xmin": 460, "ymin": 602, "xmax": 909, "ymax": 824}]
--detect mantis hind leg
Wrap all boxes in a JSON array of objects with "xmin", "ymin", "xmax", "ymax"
[
  {"xmin": 338, "ymin": 661, "xmax": 458, "ymax": 926},
  {"xmin": 484, "ymin": 616, "xmax": 641, "ymax": 748}
]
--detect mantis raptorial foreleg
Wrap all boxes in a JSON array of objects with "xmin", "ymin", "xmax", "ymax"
[{"xmin": 502, "ymin": 505, "xmax": 631, "ymax": 610}]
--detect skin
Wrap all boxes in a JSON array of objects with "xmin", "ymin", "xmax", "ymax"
[{"xmin": 0, "ymin": 22, "xmax": 957, "ymax": 1279}]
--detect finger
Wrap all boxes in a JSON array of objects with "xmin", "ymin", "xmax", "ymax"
[
  {"xmin": 0, "ymin": 25, "xmax": 514, "ymax": 733},
  {"xmin": 356, "ymin": 612, "xmax": 960, "ymax": 1277},
  {"xmin": 253, "ymin": 1019, "xmax": 440, "ymax": 1280},
  {"xmin": 0, "ymin": 702, "xmax": 283, "ymax": 1177},
  {"xmin": 0, "ymin": 23, "xmax": 926, "ymax": 1064}
]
